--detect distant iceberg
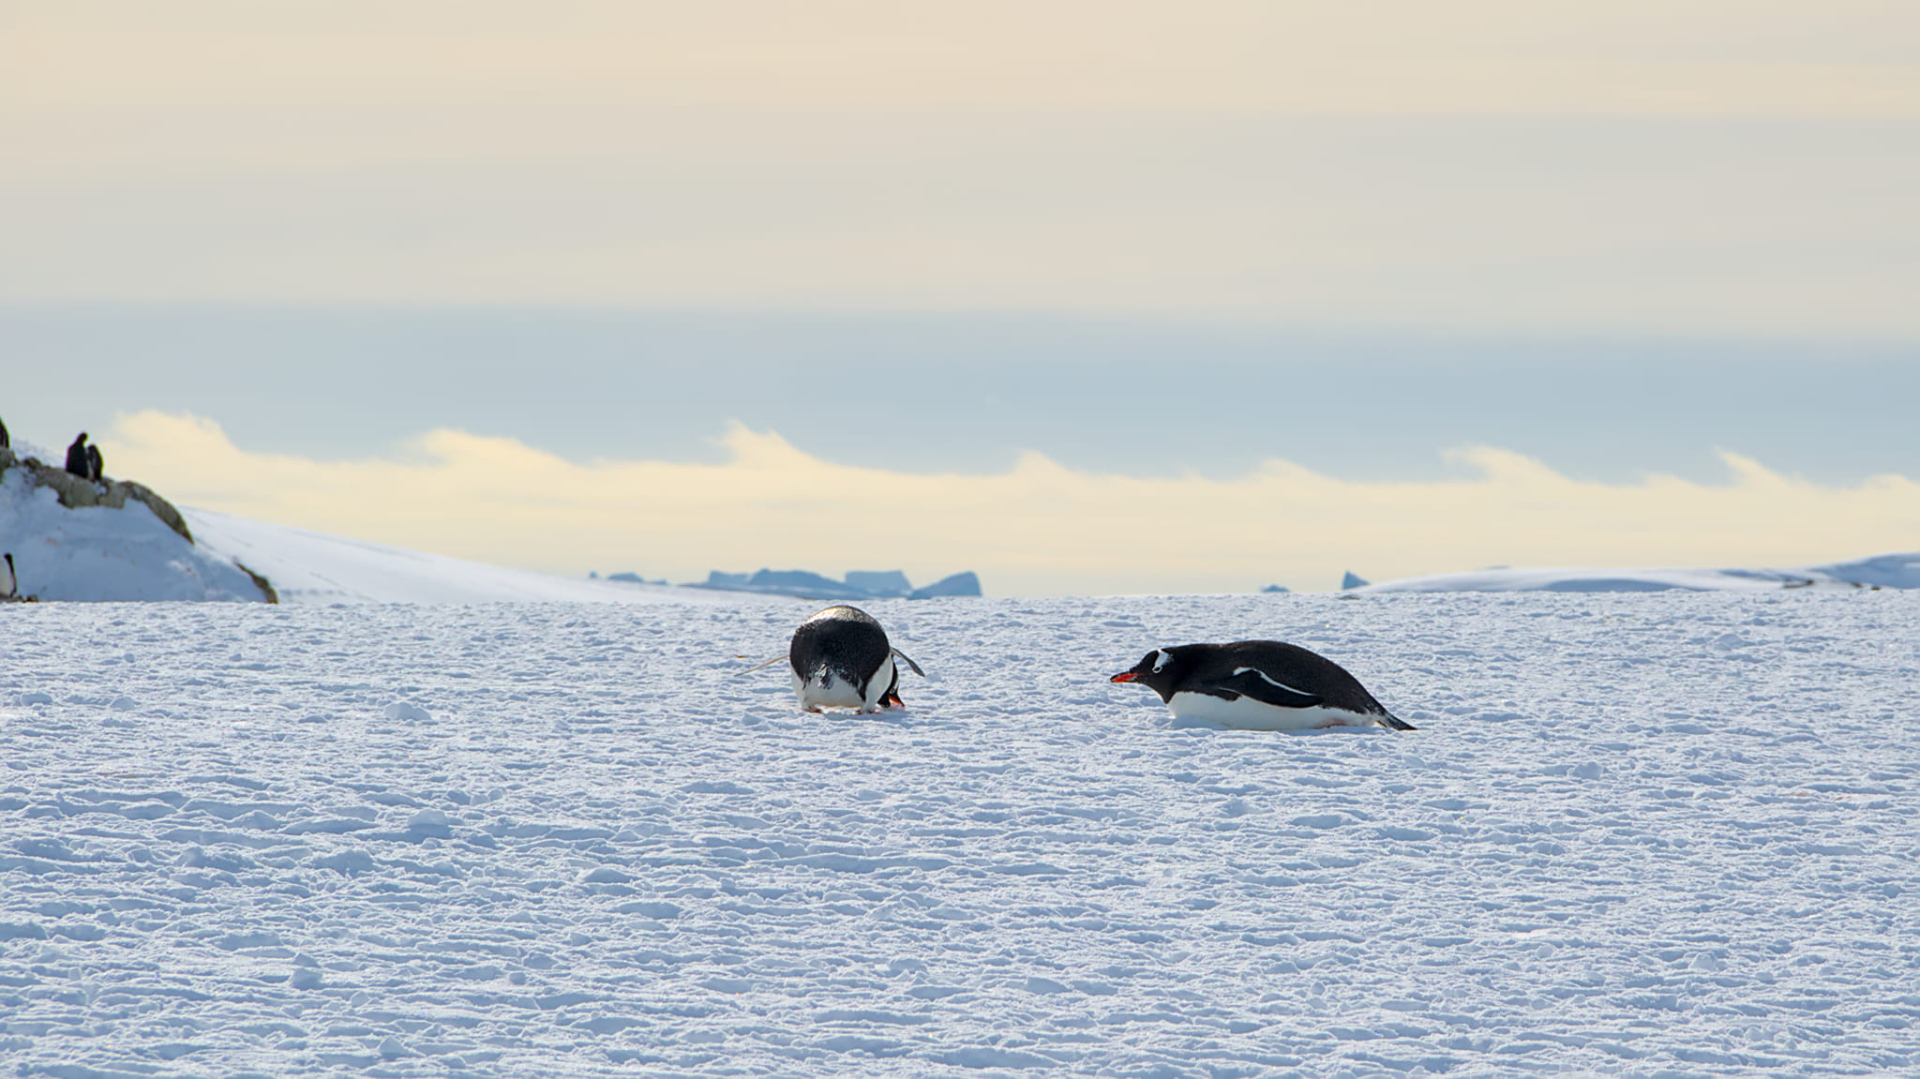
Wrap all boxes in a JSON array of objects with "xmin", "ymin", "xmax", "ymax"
[
  {"xmin": 909, "ymin": 571, "xmax": 981, "ymax": 599},
  {"xmin": 845, "ymin": 570, "xmax": 913, "ymax": 598},
  {"xmin": 1349, "ymin": 552, "xmax": 1920, "ymax": 593},
  {"xmin": 687, "ymin": 567, "xmax": 982, "ymax": 600}
]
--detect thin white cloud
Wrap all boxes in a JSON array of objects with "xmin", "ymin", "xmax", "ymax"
[
  {"xmin": 98, "ymin": 411, "xmax": 1920, "ymax": 596},
  {"xmin": 9, "ymin": 2, "xmax": 1918, "ymax": 117}
]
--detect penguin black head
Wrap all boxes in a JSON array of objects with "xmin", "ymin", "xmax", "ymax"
[{"xmin": 1110, "ymin": 648, "xmax": 1185, "ymax": 702}]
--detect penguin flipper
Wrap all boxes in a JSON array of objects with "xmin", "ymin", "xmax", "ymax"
[
  {"xmin": 890, "ymin": 647, "xmax": 926, "ymax": 678},
  {"xmin": 1202, "ymin": 670, "xmax": 1323, "ymax": 709},
  {"xmin": 1378, "ymin": 712, "xmax": 1417, "ymax": 731}
]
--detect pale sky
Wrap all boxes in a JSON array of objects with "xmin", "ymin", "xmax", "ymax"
[
  {"xmin": 5, "ymin": 3, "xmax": 1918, "ymax": 592},
  {"xmin": 5, "ymin": 2, "xmax": 1919, "ymax": 334}
]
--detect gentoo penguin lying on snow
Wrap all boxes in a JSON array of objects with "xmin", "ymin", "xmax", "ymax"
[
  {"xmin": 1111, "ymin": 641, "xmax": 1414, "ymax": 731},
  {"xmin": 789, "ymin": 605, "xmax": 926, "ymax": 714}
]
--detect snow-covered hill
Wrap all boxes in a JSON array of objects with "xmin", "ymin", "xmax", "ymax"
[
  {"xmin": 1354, "ymin": 552, "xmax": 1920, "ymax": 593},
  {"xmin": 3, "ymin": 439, "xmax": 782, "ymax": 605},
  {"xmin": 3, "ymin": 591, "xmax": 1916, "ymax": 1076},
  {"xmin": 0, "ymin": 459, "xmax": 266, "ymax": 602},
  {"xmin": 183, "ymin": 508, "xmax": 768, "ymax": 606}
]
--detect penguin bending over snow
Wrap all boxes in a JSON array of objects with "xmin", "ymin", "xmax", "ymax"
[
  {"xmin": 789, "ymin": 605, "xmax": 925, "ymax": 714},
  {"xmin": 1111, "ymin": 640, "xmax": 1414, "ymax": 732}
]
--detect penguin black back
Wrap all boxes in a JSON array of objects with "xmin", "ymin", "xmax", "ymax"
[
  {"xmin": 790, "ymin": 605, "xmax": 893, "ymax": 709},
  {"xmin": 787, "ymin": 605, "xmax": 925, "ymax": 713},
  {"xmin": 65, "ymin": 433, "xmax": 89, "ymax": 477},
  {"xmin": 1112, "ymin": 640, "xmax": 1413, "ymax": 731}
]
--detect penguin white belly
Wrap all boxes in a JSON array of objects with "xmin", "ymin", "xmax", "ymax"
[
  {"xmin": 792, "ymin": 659, "xmax": 894, "ymax": 713},
  {"xmin": 1167, "ymin": 692, "xmax": 1379, "ymax": 731}
]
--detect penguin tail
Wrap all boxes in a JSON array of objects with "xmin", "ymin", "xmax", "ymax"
[
  {"xmin": 890, "ymin": 648, "xmax": 926, "ymax": 678},
  {"xmin": 1378, "ymin": 711, "xmax": 1416, "ymax": 732}
]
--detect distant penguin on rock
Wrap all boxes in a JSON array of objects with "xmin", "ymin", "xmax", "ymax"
[
  {"xmin": 65, "ymin": 433, "xmax": 90, "ymax": 477},
  {"xmin": 789, "ymin": 605, "xmax": 925, "ymax": 714},
  {"xmin": 1112, "ymin": 640, "xmax": 1414, "ymax": 732},
  {"xmin": 0, "ymin": 414, "xmax": 10, "ymax": 449},
  {"xmin": 86, "ymin": 443, "xmax": 104, "ymax": 482}
]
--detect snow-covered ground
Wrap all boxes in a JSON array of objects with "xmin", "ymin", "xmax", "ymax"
[
  {"xmin": 182, "ymin": 509, "xmax": 759, "ymax": 606},
  {"xmin": 1355, "ymin": 553, "xmax": 1920, "ymax": 594},
  {"xmin": 4, "ymin": 591, "xmax": 1917, "ymax": 1077}
]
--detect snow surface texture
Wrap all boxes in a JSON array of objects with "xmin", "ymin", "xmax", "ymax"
[
  {"xmin": 0, "ymin": 467, "xmax": 262, "ymax": 603},
  {"xmin": 1355, "ymin": 554, "xmax": 1920, "ymax": 594},
  {"xmin": 3, "ymin": 592, "xmax": 1918, "ymax": 1078},
  {"xmin": 184, "ymin": 508, "xmax": 757, "ymax": 607}
]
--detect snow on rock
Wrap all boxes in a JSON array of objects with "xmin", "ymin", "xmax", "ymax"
[
  {"xmin": 0, "ymin": 452, "xmax": 268, "ymax": 602},
  {"xmin": 184, "ymin": 507, "xmax": 775, "ymax": 606},
  {"xmin": 3, "ymin": 591, "xmax": 1917, "ymax": 1076},
  {"xmin": 1357, "ymin": 552, "xmax": 1920, "ymax": 593}
]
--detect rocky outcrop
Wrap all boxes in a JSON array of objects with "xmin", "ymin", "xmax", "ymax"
[
  {"xmin": 235, "ymin": 561, "xmax": 280, "ymax": 604},
  {"xmin": 0, "ymin": 445, "xmax": 275, "ymax": 603},
  {"xmin": 0, "ymin": 447, "xmax": 195, "ymax": 545}
]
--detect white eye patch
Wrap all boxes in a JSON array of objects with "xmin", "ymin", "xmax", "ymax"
[{"xmin": 1151, "ymin": 649, "xmax": 1174, "ymax": 673}]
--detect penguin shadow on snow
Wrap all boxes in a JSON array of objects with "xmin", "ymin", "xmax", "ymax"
[
  {"xmin": 738, "ymin": 605, "xmax": 927, "ymax": 717},
  {"xmin": 1110, "ymin": 640, "xmax": 1415, "ymax": 734}
]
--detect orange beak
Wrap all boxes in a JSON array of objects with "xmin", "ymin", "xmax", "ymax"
[{"xmin": 1109, "ymin": 671, "xmax": 1139, "ymax": 683}]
